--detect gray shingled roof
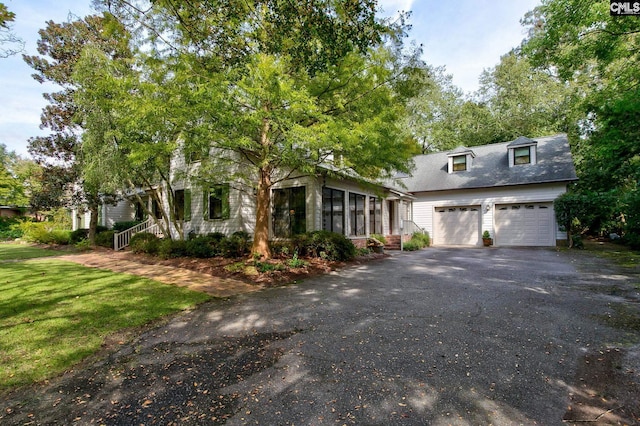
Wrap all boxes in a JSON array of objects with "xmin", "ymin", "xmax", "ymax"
[{"xmin": 398, "ymin": 134, "xmax": 578, "ymax": 193}]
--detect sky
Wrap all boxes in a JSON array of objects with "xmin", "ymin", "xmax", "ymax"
[{"xmin": 0, "ymin": 0, "xmax": 540, "ymax": 157}]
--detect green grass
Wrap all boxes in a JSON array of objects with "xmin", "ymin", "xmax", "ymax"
[
  {"xmin": 0, "ymin": 259, "xmax": 210, "ymax": 392},
  {"xmin": 0, "ymin": 243, "xmax": 65, "ymax": 261}
]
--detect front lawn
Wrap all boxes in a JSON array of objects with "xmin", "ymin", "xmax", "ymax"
[
  {"xmin": 0, "ymin": 259, "xmax": 210, "ymax": 392},
  {"xmin": 0, "ymin": 243, "xmax": 64, "ymax": 261}
]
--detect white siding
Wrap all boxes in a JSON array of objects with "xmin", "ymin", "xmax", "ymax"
[
  {"xmin": 103, "ymin": 201, "xmax": 136, "ymax": 229},
  {"xmin": 188, "ymin": 184, "xmax": 248, "ymax": 237},
  {"xmin": 412, "ymin": 183, "xmax": 569, "ymax": 246}
]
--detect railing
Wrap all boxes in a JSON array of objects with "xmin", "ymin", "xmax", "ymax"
[
  {"xmin": 114, "ymin": 219, "xmax": 164, "ymax": 251},
  {"xmin": 401, "ymin": 219, "xmax": 425, "ymax": 236}
]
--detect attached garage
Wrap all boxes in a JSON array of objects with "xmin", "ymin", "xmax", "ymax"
[
  {"xmin": 494, "ymin": 203, "xmax": 555, "ymax": 246},
  {"xmin": 433, "ymin": 206, "xmax": 481, "ymax": 245}
]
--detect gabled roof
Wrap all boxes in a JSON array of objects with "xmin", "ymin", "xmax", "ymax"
[
  {"xmin": 398, "ymin": 134, "xmax": 577, "ymax": 193},
  {"xmin": 448, "ymin": 146, "xmax": 476, "ymax": 157},
  {"xmin": 507, "ymin": 136, "xmax": 537, "ymax": 147}
]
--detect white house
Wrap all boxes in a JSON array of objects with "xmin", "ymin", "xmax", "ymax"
[
  {"xmin": 76, "ymin": 134, "xmax": 577, "ymax": 249},
  {"xmin": 397, "ymin": 134, "xmax": 577, "ymax": 246}
]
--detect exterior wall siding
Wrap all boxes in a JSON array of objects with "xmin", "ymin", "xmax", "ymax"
[{"xmin": 103, "ymin": 201, "xmax": 135, "ymax": 229}]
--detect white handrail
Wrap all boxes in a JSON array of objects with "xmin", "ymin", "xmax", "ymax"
[
  {"xmin": 113, "ymin": 219, "xmax": 163, "ymax": 251},
  {"xmin": 401, "ymin": 219, "xmax": 425, "ymax": 236}
]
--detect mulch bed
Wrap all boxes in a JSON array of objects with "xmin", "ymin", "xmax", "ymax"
[{"xmin": 109, "ymin": 249, "xmax": 389, "ymax": 287}]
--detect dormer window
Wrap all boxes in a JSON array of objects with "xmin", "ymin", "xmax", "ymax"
[
  {"xmin": 447, "ymin": 147, "xmax": 475, "ymax": 173},
  {"xmin": 508, "ymin": 136, "xmax": 537, "ymax": 167},
  {"xmin": 514, "ymin": 146, "xmax": 531, "ymax": 164},
  {"xmin": 452, "ymin": 155, "xmax": 467, "ymax": 171}
]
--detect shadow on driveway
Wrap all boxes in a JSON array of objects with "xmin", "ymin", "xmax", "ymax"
[{"xmin": 1, "ymin": 247, "xmax": 639, "ymax": 425}]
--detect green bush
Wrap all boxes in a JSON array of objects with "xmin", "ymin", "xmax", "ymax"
[
  {"xmin": 17, "ymin": 221, "xmax": 71, "ymax": 245},
  {"xmin": 623, "ymin": 233, "xmax": 640, "ymax": 249},
  {"xmin": 75, "ymin": 239, "xmax": 91, "ymax": 251},
  {"xmin": 357, "ymin": 247, "xmax": 372, "ymax": 256},
  {"xmin": 254, "ymin": 261, "xmax": 287, "ymax": 273},
  {"xmin": 158, "ymin": 239, "xmax": 189, "ymax": 259},
  {"xmin": 286, "ymin": 252, "xmax": 308, "ymax": 268},
  {"xmin": 293, "ymin": 230, "xmax": 356, "ymax": 261},
  {"xmin": 113, "ymin": 220, "xmax": 143, "ymax": 232},
  {"xmin": 129, "ymin": 232, "xmax": 160, "ymax": 254},
  {"xmin": 0, "ymin": 217, "xmax": 24, "ymax": 240},
  {"xmin": 402, "ymin": 240, "xmax": 422, "ymax": 251},
  {"xmin": 221, "ymin": 231, "xmax": 251, "ymax": 258},
  {"xmin": 48, "ymin": 230, "xmax": 71, "ymax": 245},
  {"xmin": 95, "ymin": 230, "xmax": 115, "ymax": 249},
  {"xmin": 185, "ymin": 235, "xmax": 217, "ymax": 258},
  {"xmin": 410, "ymin": 232, "xmax": 430, "ymax": 248},
  {"xmin": 271, "ymin": 241, "xmax": 294, "ymax": 257},
  {"xmin": 69, "ymin": 226, "xmax": 109, "ymax": 244}
]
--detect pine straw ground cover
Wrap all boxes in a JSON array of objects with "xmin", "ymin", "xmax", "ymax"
[{"xmin": 121, "ymin": 247, "xmax": 388, "ymax": 287}]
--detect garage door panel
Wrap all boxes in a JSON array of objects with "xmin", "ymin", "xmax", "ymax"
[
  {"xmin": 495, "ymin": 203, "xmax": 554, "ymax": 246},
  {"xmin": 434, "ymin": 206, "xmax": 480, "ymax": 245}
]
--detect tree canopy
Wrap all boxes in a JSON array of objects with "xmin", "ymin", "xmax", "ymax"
[
  {"xmin": 82, "ymin": 0, "xmax": 423, "ymax": 257},
  {"xmin": 521, "ymin": 0, "xmax": 640, "ymax": 245}
]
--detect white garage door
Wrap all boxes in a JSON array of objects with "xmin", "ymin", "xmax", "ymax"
[
  {"xmin": 433, "ymin": 206, "xmax": 481, "ymax": 245},
  {"xmin": 495, "ymin": 203, "xmax": 554, "ymax": 246}
]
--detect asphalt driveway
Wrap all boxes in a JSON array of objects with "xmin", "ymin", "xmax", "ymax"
[{"xmin": 2, "ymin": 247, "xmax": 639, "ymax": 425}]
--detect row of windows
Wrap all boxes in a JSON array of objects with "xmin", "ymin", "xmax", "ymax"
[
  {"xmin": 171, "ymin": 185, "xmax": 230, "ymax": 222},
  {"xmin": 161, "ymin": 186, "xmax": 384, "ymax": 239},
  {"xmin": 451, "ymin": 146, "xmax": 532, "ymax": 172},
  {"xmin": 322, "ymin": 187, "xmax": 382, "ymax": 237}
]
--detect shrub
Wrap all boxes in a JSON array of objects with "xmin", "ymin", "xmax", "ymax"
[
  {"xmin": 287, "ymin": 252, "xmax": 308, "ymax": 268},
  {"xmin": 185, "ymin": 235, "xmax": 217, "ymax": 258},
  {"xmin": 293, "ymin": 230, "xmax": 356, "ymax": 261},
  {"xmin": 271, "ymin": 241, "xmax": 293, "ymax": 257},
  {"xmin": 48, "ymin": 230, "xmax": 71, "ymax": 245},
  {"xmin": 95, "ymin": 230, "xmax": 115, "ymax": 249},
  {"xmin": 75, "ymin": 239, "xmax": 91, "ymax": 251},
  {"xmin": 0, "ymin": 217, "xmax": 24, "ymax": 240},
  {"xmin": 17, "ymin": 221, "xmax": 71, "ymax": 245},
  {"xmin": 356, "ymin": 247, "xmax": 372, "ymax": 256},
  {"xmin": 70, "ymin": 229, "xmax": 89, "ymax": 244},
  {"xmin": 402, "ymin": 240, "xmax": 422, "ymax": 251},
  {"xmin": 254, "ymin": 261, "xmax": 287, "ymax": 273},
  {"xmin": 129, "ymin": 232, "xmax": 160, "ymax": 254},
  {"xmin": 623, "ymin": 233, "xmax": 640, "ymax": 250},
  {"xmin": 158, "ymin": 239, "xmax": 189, "ymax": 259},
  {"xmin": 221, "ymin": 231, "xmax": 251, "ymax": 258},
  {"xmin": 113, "ymin": 220, "xmax": 143, "ymax": 232},
  {"xmin": 410, "ymin": 232, "xmax": 430, "ymax": 248},
  {"xmin": 17, "ymin": 221, "xmax": 50, "ymax": 243}
]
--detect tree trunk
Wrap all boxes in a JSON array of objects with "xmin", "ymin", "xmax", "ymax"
[
  {"xmin": 252, "ymin": 167, "xmax": 272, "ymax": 259},
  {"xmin": 88, "ymin": 205, "xmax": 99, "ymax": 246}
]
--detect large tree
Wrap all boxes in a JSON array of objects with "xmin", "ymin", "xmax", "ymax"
[
  {"xmin": 477, "ymin": 51, "xmax": 572, "ymax": 141},
  {"xmin": 521, "ymin": 0, "xmax": 640, "ymax": 241},
  {"xmin": 98, "ymin": 0, "xmax": 422, "ymax": 258},
  {"xmin": 24, "ymin": 13, "xmax": 133, "ymax": 243}
]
